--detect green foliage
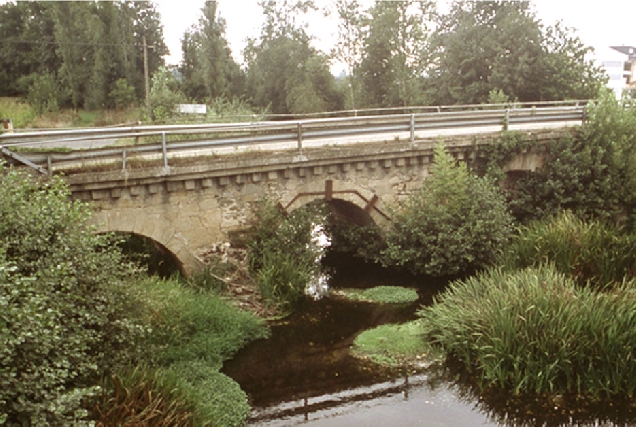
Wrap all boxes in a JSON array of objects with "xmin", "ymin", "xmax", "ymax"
[
  {"xmin": 501, "ymin": 211, "xmax": 636, "ymax": 287},
  {"xmin": 150, "ymin": 67, "xmax": 186, "ymax": 121},
  {"xmin": 89, "ymin": 368, "xmax": 195, "ymax": 426},
  {"xmin": 109, "ymin": 78, "xmax": 137, "ymax": 110},
  {"xmin": 381, "ymin": 143, "xmax": 514, "ymax": 277},
  {"xmin": 509, "ymin": 89, "xmax": 636, "ymax": 224},
  {"xmin": 0, "ymin": 165, "xmax": 145, "ymax": 425},
  {"xmin": 0, "ymin": 97, "xmax": 36, "ymax": 128},
  {"xmin": 248, "ymin": 199, "xmax": 328, "ymax": 309},
  {"xmin": 19, "ymin": 72, "xmax": 65, "ymax": 115},
  {"xmin": 179, "ymin": 2, "xmax": 245, "ymax": 103},
  {"xmin": 245, "ymin": 1, "xmax": 342, "ymax": 115},
  {"xmin": 339, "ymin": 286, "xmax": 419, "ymax": 304},
  {"xmin": 139, "ymin": 277, "xmax": 269, "ymax": 369},
  {"xmin": 419, "ymin": 265, "xmax": 636, "ymax": 398},
  {"xmin": 168, "ymin": 361, "xmax": 251, "ymax": 427},
  {"xmin": 357, "ymin": 1, "xmax": 434, "ymax": 108},
  {"xmin": 0, "ymin": 2, "xmax": 167, "ymax": 108},
  {"xmin": 352, "ymin": 321, "xmax": 428, "ymax": 367},
  {"xmin": 427, "ymin": 1, "xmax": 605, "ymax": 104}
]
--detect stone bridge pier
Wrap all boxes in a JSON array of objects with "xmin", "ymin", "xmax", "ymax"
[{"xmin": 66, "ymin": 130, "xmax": 558, "ymax": 275}]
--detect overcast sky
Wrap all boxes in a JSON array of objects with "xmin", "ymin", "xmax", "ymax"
[{"xmin": 156, "ymin": 0, "xmax": 636, "ymax": 69}]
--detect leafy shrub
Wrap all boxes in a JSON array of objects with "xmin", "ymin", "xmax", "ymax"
[
  {"xmin": 109, "ymin": 78, "xmax": 138, "ymax": 110},
  {"xmin": 0, "ymin": 165, "xmax": 144, "ymax": 425},
  {"xmin": 419, "ymin": 265, "xmax": 636, "ymax": 398},
  {"xmin": 248, "ymin": 199, "xmax": 328, "ymax": 309},
  {"xmin": 501, "ymin": 211, "xmax": 636, "ymax": 287},
  {"xmin": 508, "ymin": 88, "xmax": 636, "ymax": 225},
  {"xmin": 380, "ymin": 143, "xmax": 514, "ymax": 277}
]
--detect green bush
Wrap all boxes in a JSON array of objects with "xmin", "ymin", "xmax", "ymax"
[
  {"xmin": 380, "ymin": 143, "xmax": 514, "ymax": 277},
  {"xmin": 508, "ymin": 88, "xmax": 636, "ymax": 225},
  {"xmin": 501, "ymin": 211, "xmax": 636, "ymax": 287},
  {"xmin": 0, "ymin": 165, "xmax": 144, "ymax": 425},
  {"xmin": 248, "ymin": 199, "xmax": 328, "ymax": 309},
  {"xmin": 419, "ymin": 265, "xmax": 636, "ymax": 398}
]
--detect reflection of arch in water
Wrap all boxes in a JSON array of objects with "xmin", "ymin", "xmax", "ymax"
[{"xmin": 114, "ymin": 232, "xmax": 183, "ymax": 278}]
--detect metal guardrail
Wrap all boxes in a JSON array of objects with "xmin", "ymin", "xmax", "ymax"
[{"xmin": 0, "ymin": 102, "xmax": 587, "ymax": 175}]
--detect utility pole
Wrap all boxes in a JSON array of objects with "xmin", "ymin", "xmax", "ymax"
[{"xmin": 143, "ymin": 35, "xmax": 151, "ymax": 118}]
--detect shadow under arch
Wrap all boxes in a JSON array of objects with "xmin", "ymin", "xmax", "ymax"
[{"xmin": 112, "ymin": 232, "xmax": 184, "ymax": 278}]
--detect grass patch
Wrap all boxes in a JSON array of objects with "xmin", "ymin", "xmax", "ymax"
[
  {"xmin": 351, "ymin": 320, "xmax": 432, "ymax": 367},
  {"xmin": 0, "ymin": 97, "xmax": 36, "ymax": 128},
  {"xmin": 91, "ymin": 276, "xmax": 270, "ymax": 426},
  {"xmin": 419, "ymin": 265, "xmax": 636, "ymax": 399},
  {"xmin": 336, "ymin": 286, "xmax": 419, "ymax": 304}
]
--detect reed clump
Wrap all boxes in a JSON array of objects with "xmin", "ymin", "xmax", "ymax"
[
  {"xmin": 418, "ymin": 265, "xmax": 636, "ymax": 399},
  {"xmin": 500, "ymin": 211, "xmax": 636, "ymax": 287}
]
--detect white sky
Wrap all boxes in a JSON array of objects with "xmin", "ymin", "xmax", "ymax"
[{"xmin": 155, "ymin": 0, "xmax": 636, "ymax": 69}]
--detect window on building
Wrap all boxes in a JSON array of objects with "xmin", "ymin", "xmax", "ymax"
[
  {"xmin": 625, "ymin": 62, "xmax": 633, "ymax": 72},
  {"xmin": 603, "ymin": 61, "xmax": 623, "ymax": 68}
]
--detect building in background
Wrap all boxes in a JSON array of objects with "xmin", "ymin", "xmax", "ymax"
[{"xmin": 595, "ymin": 46, "xmax": 636, "ymax": 98}]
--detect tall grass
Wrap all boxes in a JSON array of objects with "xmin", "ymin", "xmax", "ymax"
[
  {"xmin": 91, "ymin": 276, "xmax": 269, "ymax": 426},
  {"xmin": 500, "ymin": 211, "xmax": 636, "ymax": 287},
  {"xmin": 418, "ymin": 265, "xmax": 636, "ymax": 398},
  {"xmin": 0, "ymin": 97, "xmax": 36, "ymax": 128}
]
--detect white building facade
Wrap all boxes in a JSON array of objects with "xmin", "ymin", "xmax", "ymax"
[{"xmin": 595, "ymin": 46, "xmax": 636, "ymax": 98}]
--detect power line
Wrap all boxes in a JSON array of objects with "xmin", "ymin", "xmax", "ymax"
[{"xmin": 0, "ymin": 39, "xmax": 157, "ymax": 49}]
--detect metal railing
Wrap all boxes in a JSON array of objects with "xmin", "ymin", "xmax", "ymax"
[{"xmin": 0, "ymin": 101, "xmax": 587, "ymax": 175}]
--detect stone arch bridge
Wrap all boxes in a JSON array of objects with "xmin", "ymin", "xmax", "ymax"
[{"xmin": 65, "ymin": 129, "xmax": 563, "ymax": 275}]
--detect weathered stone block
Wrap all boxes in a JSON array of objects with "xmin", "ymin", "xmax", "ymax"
[
  {"xmin": 218, "ymin": 176, "xmax": 230, "ymax": 186},
  {"xmin": 91, "ymin": 190, "xmax": 109, "ymax": 200},
  {"xmin": 110, "ymin": 188, "xmax": 122, "ymax": 199},
  {"xmin": 268, "ymin": 171, "xmax": 278, "ymax": 181},
  {"xmin": 185, "ymin": 180, "xmax": 196, "ymax": 190},
  {"xmin": 313, "ymin": 166, "xmax": 323, "ymax": 175},
  {"xmin": 167, "ymin": 181, "xmax": 184, "ymax": 192}
]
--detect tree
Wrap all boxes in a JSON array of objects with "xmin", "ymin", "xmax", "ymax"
[
  {"xmin": 0, "ymin": 164, "xmax": 144, "ymax": 425},
  {"xmin": 179, "ymin": 1, "xmax": 244, "ymax": 102},
  {"xmin": 331, "ymin": 0, "xmax": 365, "ymax": 110},
  {"xmin": 427, "ymin": 1, "xmax": 606, "ymax": 105},
  {"xmin": 380, "ymin": 143, "xmax": 514, "ymax": 277},
  {"xmin": 245, "ymin": 0, "xmax": 342, "ymax": 115},
  {"xmin": 357, "ymin": 1, "xmax": 434, "ymax": 108}
]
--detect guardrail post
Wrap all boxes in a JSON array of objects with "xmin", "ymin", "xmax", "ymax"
[
  {"xmin": 504, "ymin": 108, "xmax": 510, "ymax": 131},
  {"xmin": 122, "ymin": 150, "xmax": 127, "ymax": 171},
  {"xmin": 47, "ymin": 156, "xmax": 52, "ymax": 176},
  {"xmin": 410, "ymin": 114, "xmax": 415, "ymax": 146},
  {"xmin": 161, "ymin": 132, "xmax": 168, "ymax": 167},
  {"xmin": 297, "ymin": 122, "xmax": 303, "ymax": 156}
]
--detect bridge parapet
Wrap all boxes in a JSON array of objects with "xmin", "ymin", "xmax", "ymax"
[{"xmin": 65, "ymin": 128, "xmax": 565, "ymax": 275}]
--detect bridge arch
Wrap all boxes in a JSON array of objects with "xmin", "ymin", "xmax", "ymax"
[
  {"xmin": 88, "ymin": 209, "xmax": 204, "ymax": 276},
  {"xmin": 280, "ymin": 179, "xmax": 391, "ymax": 227}
]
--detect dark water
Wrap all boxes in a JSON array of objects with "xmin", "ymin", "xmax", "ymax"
[{"xmin": 222, "ymin": 266, "xmax": 636, "ymax": 427}]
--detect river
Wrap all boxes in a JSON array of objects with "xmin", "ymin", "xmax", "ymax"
[
  {"xmin": 221, "ymin": 268, "xmax": 505, "ymax": 426},
  {"xmin": 221, "ymin": 262, "xmax": 636, "ymax": 427}
]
